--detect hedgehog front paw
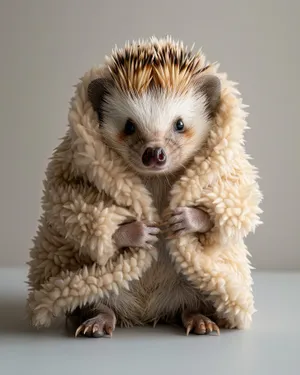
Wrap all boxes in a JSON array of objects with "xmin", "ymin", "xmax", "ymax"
[
  {"xmin": 164, "ymin": 207, "xmax": 212, "ymax": 238},
  {"xmin": 113, "ymin": 220, "xmax": 160, "ymax": 249},
  {"xmin": 181, "ymin": 310, "xmax": 220, "ymax": 336}
]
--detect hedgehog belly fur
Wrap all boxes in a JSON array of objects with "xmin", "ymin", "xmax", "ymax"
[{"xmin": 97, "ymin": 174, "xmax": 211, "ymax": 327}]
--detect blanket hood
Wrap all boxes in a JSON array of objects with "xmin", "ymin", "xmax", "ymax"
[{"xmin": 27, "ymin": 37, "xmax": 263, "ymax": 331}]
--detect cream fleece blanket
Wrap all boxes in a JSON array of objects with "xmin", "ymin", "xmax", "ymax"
[{"xmin": 27, "ymin": 38, "xmax": 262, "ymax": 330}]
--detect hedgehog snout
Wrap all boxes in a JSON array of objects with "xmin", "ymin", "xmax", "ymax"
[{"xmin": 142, "ymin": 147, "xmax": 167, "ymax": 167}]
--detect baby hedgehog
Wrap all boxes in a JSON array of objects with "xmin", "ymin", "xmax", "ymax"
[{"xmin": 72, "ymin": 38, "xmax": 223, "ymax": 338}]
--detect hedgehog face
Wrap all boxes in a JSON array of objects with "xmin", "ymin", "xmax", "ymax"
[
  {"xmin": 88, "ymin": 74, "xmax": 220, "ymax": 176},
  {"xmin": 91, "ymin": 86, "xmax": 209, "ymax": 175},
  {"xmin": 87, "ymin": 39, "xmax": 221, "ymax": 175}
]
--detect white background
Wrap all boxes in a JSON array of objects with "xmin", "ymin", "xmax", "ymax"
[{"xmin": 0, "ymin": 0, "xmax": 299, "ymax": 269}]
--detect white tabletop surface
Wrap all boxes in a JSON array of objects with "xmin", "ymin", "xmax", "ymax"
[{"xmin": 0, "ymin": 268, "xmax": 299, "ymax": 375}]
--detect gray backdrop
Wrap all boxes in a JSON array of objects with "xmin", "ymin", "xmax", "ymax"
[{"xmin": 0, "ymin": 0, "xmax": 299, "ymax": 269}]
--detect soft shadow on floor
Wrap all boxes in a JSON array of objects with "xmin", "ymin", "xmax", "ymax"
[
  {"xmin": 0, "ymin": 296, "xmax": 68, "ymax": 337},
  {"xmin": 0, "ymin": 295, "xmax": 231, "ymax": 338},
  {"xmin": 0, "ymin": 296, "xmax": 179, "ymax": 338}
]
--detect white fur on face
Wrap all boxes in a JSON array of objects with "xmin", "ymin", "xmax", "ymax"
[{"xmin": 101, "ymin": 87, "xmax": 212, "ymax": 174}]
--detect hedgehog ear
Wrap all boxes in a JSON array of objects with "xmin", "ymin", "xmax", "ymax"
[
  {"xmin": 195, "ymin": 74, "xmax": 221, "ymax": 118},
  {"xmin": 87, "ymin": 77, "xmax": 111, "ymax": 123}
]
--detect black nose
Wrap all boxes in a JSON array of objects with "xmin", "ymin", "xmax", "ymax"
[{"xmin": 142, "ymin": 147, "xmax": 167, "ymax": 166}]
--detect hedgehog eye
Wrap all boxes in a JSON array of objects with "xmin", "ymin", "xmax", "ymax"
[
  {"xmin": 174, "ymin": 118, "xmax": 185, "ymax": 132},
  {"xmin": 124, "ymin": 119, "xmax": 136, "ymax": 135}
]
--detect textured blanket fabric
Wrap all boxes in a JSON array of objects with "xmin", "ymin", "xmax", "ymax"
[{"xmin": 26, "ymin": 38, "xmax": 262, "ymax": 330}]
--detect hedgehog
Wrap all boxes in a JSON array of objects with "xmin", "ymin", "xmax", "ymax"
[{"xmin": 26, "ymin": 36, "xmax": 262, "ymax": 338}]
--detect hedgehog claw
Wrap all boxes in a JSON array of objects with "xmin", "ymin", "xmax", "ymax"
[
  {"xmin": 186, "ymin": 325, "xmax": 192, "ymax": 336},
  {"xmin": 75, "ymin": 325, "xmax": 84, "ymax": 337}
]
